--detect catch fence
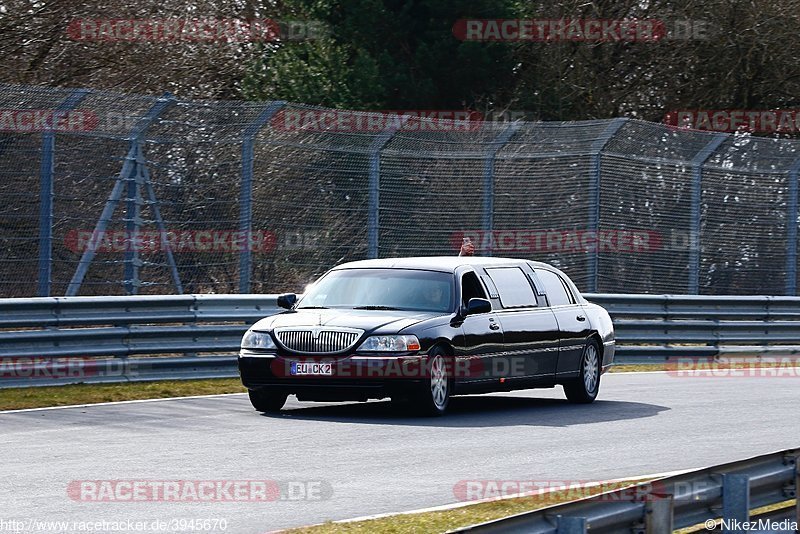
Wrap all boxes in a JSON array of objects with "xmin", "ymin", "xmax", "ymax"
[{"xmin": 1, "ymin": 83, "xmax": 799, "ymax": 297}]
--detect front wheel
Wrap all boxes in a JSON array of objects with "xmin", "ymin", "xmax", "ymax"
[
  {"xmin": 413, "ymin": 349, "xmax": 451, "ymax": 416},
  {"xmin": 248, "ymin": 389, "xmax": 287, "ymax": 413},
  {"xmin": 563, "ymin": 340, "xmax": 601, "ymax": 404}
]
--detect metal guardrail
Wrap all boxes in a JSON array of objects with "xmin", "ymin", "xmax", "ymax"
[
  {"xmin": 1, "ymin": 293, "xmax": 800, "ymax": 387},
  {"xmin": 0, "ymin": 294, "xmax": 280, "ymax": 387},
  {"xmin": 589, "ymin": 294, "xmax": 800, "ymax": 363},
  {"xmin": 452, "ymin": 448, "xmax": 799, "ymax": 533}
]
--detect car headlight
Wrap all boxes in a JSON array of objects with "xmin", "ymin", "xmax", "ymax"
[
  {"xmin": 358, "ymin": 335, "xmax": 421, "ymax": 352},
  {"xmin": 241, "ymin": 330, "xmax": 277, "ymax": 350}
]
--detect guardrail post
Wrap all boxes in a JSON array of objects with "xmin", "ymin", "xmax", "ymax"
[
  {"xmin": 37, "ymin": 89, "xmax": 90, "ymax": 296},
  {"xmin": 721, "ymin": 473, "xmax": 750, "ymax": 531},
  {"xmin": 482, "ymin": 122, "xmax": 522, "ymax": 257},
  {"xmin": 555, "ymin": 515, "xmax": 587, "ymax": 533},
  {"xmin": 587, "ymin": 118, "xmax": 628, "ymax": 292},
  {"xmin": 785, "ymin": 158, "xmax": 800, "ymax": 296},
  {"xmin": 645, "ymin": 495, "xmax": 674, "ymax": 534},
  {"xmin": 239, "ymin": 101, "xmax": 286, "ymax": 293},
  {"xmin": 689, "ymin": 133, "xmax": 727, "ymax": 294},
  {"xmin": 67, "ymin": 94, "xmax": 175, "ymax": 296},
  {"xmin": 367, "ymin": 116, "xmax": 409, "ymax": 259}
]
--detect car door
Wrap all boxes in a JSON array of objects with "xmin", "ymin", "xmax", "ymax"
[
  {"xmin": 483, "ymin": 265, "xmax": 560, "ymax": 384},
  {"xmin": 534, "ymin": 267, "xmax": 593, "ymax": 378},
  {"xmin": 453, "ymin": 269, "xmax": 504, "ymax": 386}
]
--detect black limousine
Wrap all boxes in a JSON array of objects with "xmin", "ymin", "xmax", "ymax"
[{"xmin": 238, "ymin": 257, "xmax": 614, "ymax": 415}]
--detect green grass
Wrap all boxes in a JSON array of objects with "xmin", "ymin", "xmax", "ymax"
[
  {"xmin": 282, "ymin": 479, "xmax": 651, "ymax": 533},
  {"xmin": 609, "ymin": 364, "xmax": 665, "ymax": 373},
  {"xmin": 0, "ymin": 378, "xmax": 246, "ymax": 411},
  {"xmin": 0, "ymin": 365, "xmax": 667, "ymax": 411},
  {"xmin": 0, "ymin": 364, "xmax": 670, "ymax": 411}
]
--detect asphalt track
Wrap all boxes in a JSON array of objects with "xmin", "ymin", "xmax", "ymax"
[{"xmin": 2, "ymin": 371, "xmax": 799, "ymax": 533}]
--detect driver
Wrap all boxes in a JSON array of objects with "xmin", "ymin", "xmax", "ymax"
[{"xmin": 421, "ymin": 284, "xmax": 446, "ymax": 309}]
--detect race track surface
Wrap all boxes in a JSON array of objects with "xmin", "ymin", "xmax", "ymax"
[{"xmin": 2, "ymin": 371, "xmax": 799, "ymax": 533}]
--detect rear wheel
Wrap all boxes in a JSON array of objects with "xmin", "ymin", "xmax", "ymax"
[
  {"xmin": 413, "ymin": 348, "xmax": 451, "ymax": 416},
  {"xmin": 563, "ymin": 340, "xmax": 601, "ymax": 404},
  {"xmin": 248, "ymin": 389, "xmax": 287, "ymax": 413}
]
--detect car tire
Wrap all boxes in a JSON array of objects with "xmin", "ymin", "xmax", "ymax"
[
  {"xmin": 563, "ymin": 340, "xmax": 601, "ymax": 404},
  {"xmin": 413, "ymin": 348, "xmax": 452, "ymax": 416},
  {"xmin": 248, "ymin": 389, "xmax": 287, "ymax": 413}
]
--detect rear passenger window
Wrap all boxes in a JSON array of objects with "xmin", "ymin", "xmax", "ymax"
[
  {"xmin": 484, "ymin": 267, "xmax": 537, "ymax": 308},
  {"xmin": 536, "ymin": 269, "xmax": 572, "ymax": 306}
]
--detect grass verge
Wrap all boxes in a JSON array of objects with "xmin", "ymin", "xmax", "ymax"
[
  {"xmin": 0, "ymin": 378, "xmax": 246, "ymax": 411},
  {"xmin": 5, "ymin": 360, "xmax": 790, "ymax": 411},
  {"xmin": 281, "ymin": 480, "xmax": 651, "ymax": 534}
]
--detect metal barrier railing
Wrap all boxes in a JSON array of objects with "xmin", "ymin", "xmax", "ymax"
[
  {"xmin": 1, "ymin": 293, "xmax": 800, "ymax": 387},
  {"xmin": 453, "ymin": 448, "xmax": 799, "ymax": 533}
]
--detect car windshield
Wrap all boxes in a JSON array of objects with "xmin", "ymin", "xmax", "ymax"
[{"xmin": 297, "ymin": 268, "xmax": 454, "ymax": 313}]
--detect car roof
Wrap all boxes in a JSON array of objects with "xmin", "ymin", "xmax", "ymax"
[{"xmin": 331, "ymin": 256, "xmax": 555, "ymax": 273}]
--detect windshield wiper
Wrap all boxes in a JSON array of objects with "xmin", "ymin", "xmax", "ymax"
[
  {"xmin": 352, "ymin": 305, "xmax": 401, "ymax": 310},
  {"xmin": 296, "ymin": 306, "xmax": 329, "ymax": 309}
]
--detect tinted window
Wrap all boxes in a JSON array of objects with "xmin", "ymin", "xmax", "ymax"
[
  {"xmin": 484, "ymin": 267, "xmax": 537, "ymax": 308},
  {"xmin": 536, "ymin": 269, "xmax": 572, "ymax": 306},
  {"xmin": 299, "ymin": 269, "xmax": 454, "ymax": 312}
]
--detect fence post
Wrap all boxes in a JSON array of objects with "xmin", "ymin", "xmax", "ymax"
[
  {"xmin": 482, "ymin": 122, "xmax": 521, "ymax": 256},
  {"xmin": 587, "ymin": 118, "xmax": 628, "ymax": 292},
  {"xmin": 37, "ymin": 89, "xmax": 90, "ymax": 296},
  {"xmin": 785, "ymin": 157, "xmax": 800, "ymax": 296},
  {"xmin": 239, "ymin": 101, "xmax": 286, "ymax": 293},
  {"xmin": 123, "ymin": 144, "xmax": 144, "ymax": 295},
  {"xmin": 689, "ymin": 133, "xmax": 727, "ymax": 294},
  {"xmin": 367, "ymin": 116, "xmax": 409, "ymax": 259},
  {"xmin": 67, "ymin": 94, "xmax": 175, "ymax": 296}
]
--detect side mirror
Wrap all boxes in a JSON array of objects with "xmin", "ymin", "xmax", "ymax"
[
  {"xmin": 465, "ymin": 298, "xmax": 492, "ymax": 315},
  {"xmin": 277, "ymin": 293, "xmax": 298, "ymax": 310}
]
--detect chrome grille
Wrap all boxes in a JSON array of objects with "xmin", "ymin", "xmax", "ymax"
[{"xmin": 274, "ymin": 328, "xmax": 362, "ymax": 353}]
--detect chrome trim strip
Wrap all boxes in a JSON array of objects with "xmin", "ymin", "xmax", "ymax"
[
  {"xmin": 349, "ymin": 355, "xmax": 424, "ymax": 361},
  {"xmin": 239, "ymin": 352, "xmax": 277, "ymax": 359}
]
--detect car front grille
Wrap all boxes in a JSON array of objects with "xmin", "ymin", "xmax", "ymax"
[{"xmin": 274, "ymin": 328, "xmax": 362, "ymax": 354}]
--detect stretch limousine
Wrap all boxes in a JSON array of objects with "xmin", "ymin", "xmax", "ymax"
[{"xmin": 238, "ymin": 257, "xmax": 614, "ymax": 415}]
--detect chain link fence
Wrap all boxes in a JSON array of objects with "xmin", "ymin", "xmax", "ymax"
[{"xmin": 1, "ymin": 83, "xmax": 799, "ymax": 297}]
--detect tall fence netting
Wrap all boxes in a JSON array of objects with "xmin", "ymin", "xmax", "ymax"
[{"xmin": 1, "ymin": 83, "xmax": 799, "ymax": 297}]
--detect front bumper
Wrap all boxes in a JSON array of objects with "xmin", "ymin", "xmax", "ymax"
[{"xmin": 238, "ymin": 352, "xmax": 429, "ymax": 401}]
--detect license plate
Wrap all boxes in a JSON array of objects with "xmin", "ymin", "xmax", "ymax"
[{"xmin": 290, "ymin": 362, "xmax": 333, "ymax": 376}]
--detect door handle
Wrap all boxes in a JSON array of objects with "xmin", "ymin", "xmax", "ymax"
[
  {"xmin": 489, "ymin": 323, "xmax": 500, "ymax": 330},
  {"xmin": 576, "ymin": 315, "xmax": 586, "ymax": 322}
]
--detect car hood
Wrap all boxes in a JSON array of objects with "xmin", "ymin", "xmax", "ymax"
[{"xmin": 250, "ymin": 308, "xmax": 442, "ymax": 334}]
